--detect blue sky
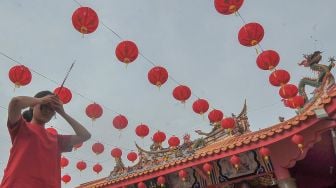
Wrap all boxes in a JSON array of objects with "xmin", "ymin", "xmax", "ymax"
[{"xmin": 0, "ymin": 0, "xmax": 336, "ymax": 187}]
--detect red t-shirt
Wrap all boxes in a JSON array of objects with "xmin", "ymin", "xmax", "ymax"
[{"xmin": 0, "ymin": 117, "xmax": 73, "ymax": 188}]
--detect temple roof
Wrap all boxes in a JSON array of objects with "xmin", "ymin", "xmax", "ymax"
[{"xmin": 78, "ymin": 81, "xmax": 336, "ymax": 188}]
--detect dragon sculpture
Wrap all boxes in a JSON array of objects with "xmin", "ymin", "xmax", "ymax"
[{"xmin": 298, "ymin": 51, "xmax": 335, "ymax": 102}]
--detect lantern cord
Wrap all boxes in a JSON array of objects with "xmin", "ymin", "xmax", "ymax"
[
  {"xmin": 101, "ymin": 22, "xmax": 123, "ymax": 40},
  {"xmin": 57, "ymin": 61, "xmax": 76, "ymax": 95},
  {"xmin": 138, "ymin": 52, "xmax": 157, "ymax": 67},
  {"xmin": 236, "ymin": 11, "xmax": 247, "ymax": 25},
  {"xmin": 73, "ymin": 0, "xmax": 81, "ymax": 7}
]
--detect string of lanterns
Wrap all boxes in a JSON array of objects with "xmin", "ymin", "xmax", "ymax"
[{"xmin": 4, "ymin": 1, "xmax": 311, "ymax": 186}]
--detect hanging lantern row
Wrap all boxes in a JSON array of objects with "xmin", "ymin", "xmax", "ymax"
[
  {"xmin": 212, "ymin": 1, "xmax": 305, "ymax": 110},
  {"xmin": 7, "ymin": 65, "xmax": 224, "ymax": 131},
  {"xmin": 8, "ymin": 66, "xmax": 74, "ymax": 105}
]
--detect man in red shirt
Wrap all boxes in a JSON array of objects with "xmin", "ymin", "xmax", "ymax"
[{"xmin": 1, "ymin": 91, "xmax": 91, "ymax": 188}]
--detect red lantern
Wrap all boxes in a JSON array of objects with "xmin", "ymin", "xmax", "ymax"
[
  {"xmin": 46, "ymin": 127, "xmax": 58, "ymax": 135},
  {"xmin": 72, "ymin": 7, "xmax": 99, "ymax": 34},
  {"xmin": 76, "ymin": 161, "xmax": 87, "ymax": 171},
  {"xmin": 61, "ymin": 156, "xmax": 69, "ymax": 168},
  {"xmin": 168, "ymin": 136, "xmax": 180, "ymax": 148},
  {"xmin": 157, "ymin": 176, "xmax": 166, "ymax": 187},
  {"xmin": 178, "ymin": 169, "xmax": 188, "ymax": 181},
  {"xmin": 283, "ymin": 99, "xmax": 296, "ymax": 109},
  {"xmin": 93, "ymin": 163, "xmax": 103, "ymax": 174},
  {"xmin": 230, "ymin": 155, "xmax": 241, "ymax": 170},
  {"xmin": 284, "ymin": 95, "xmax": 305, "ymax": 109},
  {"xmin": 92, "ymin": 142, "xmax": 104, "ymax": 155},
  {"xmin": 8, "ymin": 65, "xmax": 32, "ymax": 87},
  {"xmin": 127, "ymin": 152, "xmax": 138, "ymax": 163},
  {"xmin": 115, "ymin": 41, "xmax": 139, "ymax": 64},
  {"xmin": 111, "ymin": 148, "xmax": 122, "ymax": 158},
  {"xmin": 291, "ymin": 134, "xmax": 304, "ymax": 152},
  {"xmin": 208, "ymin": 109, "xmax": 224, "ymax": 125},
  {"xmin": 221, "ymin": 117, "xmax": 235, "ymax": 134},
  {"xmin": 148, "ymin": 66, "xmax": 169, "ymax": 87},
  {"xmin": 153, "ymin": 131, "xmax": 166, "ymax": 144},
  {"xmin": 292, "ymin": 95, "xmax": 305, "ymax": 108},
  {"xmin": 202, "ymin": 163, "xmax": 212, "ymax": 175},
  {"xmin": 256, "ymin": 50, "xmax": 280, "ymax": 70},
  {"xmin": 192, "ymin": 99, "xmax": 209, "ymax": 115},
  {"xmin": 259, "ymin": 147, "xmax": 271, "ymax": 161},
  {"xmin": 173, "ymin": 85, "xmax": 191, "ymax": 103},
  {"xmin": 86, "ymin": 103, "xmax": 103, "ymax": 120},
  {"xmin": 137, "ymin": 182, "xmax": 147, "ymax": 188},
  {"xmin": 279, "ymin": 84, "xmax": 298, "ymax": 99},
  {"xmin": 53, "ymin": 87, "xmax": 72, "ymax": 104},
  {"xmin": 269, "ymin": 69, "xmax": 290, "ymax": 87},
  {"xmin": 214, "ymin": 0, "xmax": 244, "ymax": 15},
  {"xmin": 112, "ymin": 115, "xmax": 128, "ymax": 130},
  {"xmin": 73, "ymin": 142, "xmax": 83, "ymax": 150},
  {"xmin": 238, "ymin": 22, "xmax": 264, "ymax": 47},
  {"xmin": 62, "ymin": 174, "xmax": 71, "ymax": 184},
  {"xmin": 135, "ymin": 124, "xmax": 150, "ymax": 138}
]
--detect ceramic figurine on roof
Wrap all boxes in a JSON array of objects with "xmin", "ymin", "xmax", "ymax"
[{"xmin": 78, "ymin": 53, "xmax": 336, "ymax": 188}]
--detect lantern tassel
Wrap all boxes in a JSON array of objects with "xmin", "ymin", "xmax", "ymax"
[
  {"xmin": 298, "ymin": 144, "xmax": 304, "ymax": 153},
  {"xmin": 234, "ymin": 164, "xmax": 239, "ymax": 173}
]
